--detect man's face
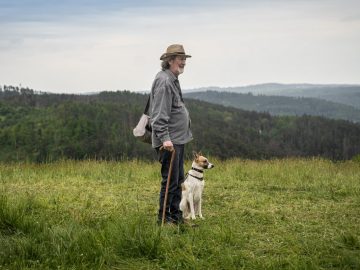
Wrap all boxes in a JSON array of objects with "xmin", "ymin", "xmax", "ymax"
[{"xmin": 169, "ymin": 56, "xmax": 187, "ymax": 76}]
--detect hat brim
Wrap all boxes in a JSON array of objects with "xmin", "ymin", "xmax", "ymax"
[{"xmin": 160, "ymin": 53, "xmax": 192, "ymax": 60}]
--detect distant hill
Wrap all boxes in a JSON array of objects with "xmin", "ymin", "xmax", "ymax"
[
  {"xmin": 1, "ymin": 86, "xmax": 360, "ymax": 162},
  {"xmin": 184, "ymin": 91, "xmax": 360, "ymax": 123},
  {"xmin": 185, "ymin": 83, "xmax": 360, "ymax": 109}
]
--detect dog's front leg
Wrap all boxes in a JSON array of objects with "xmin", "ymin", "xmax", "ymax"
[
  {"xmin": 199, "ymin": 197, "xmax": 204, "ymax": 219},
  {"xmin": 188, "ymin": 193, "xmax": 196, "ymax": 220}
]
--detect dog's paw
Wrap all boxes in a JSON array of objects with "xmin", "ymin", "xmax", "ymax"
[
  {"xmin": 191, "ymin": 216, "xmax": 196, "ymax": 220},
  {"xmin": 199, "ymin": 216, "xmax": 205, "ymax": 220}
]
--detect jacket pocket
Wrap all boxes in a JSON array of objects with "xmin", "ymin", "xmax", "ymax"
[{"xmin": 172, "ymin": 94, "xmax": 183, "ymax": 109}]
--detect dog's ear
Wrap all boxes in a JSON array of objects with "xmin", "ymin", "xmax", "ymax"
[
  {"xmin": 198, "ymin": 151, "xmax": 203, "ymax": 157},
  {"xmin": 192, "ymin": 151, "xmax": 199, "ymax": 160}
]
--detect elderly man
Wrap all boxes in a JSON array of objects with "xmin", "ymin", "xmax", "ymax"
[{"xmin": 150, "ymin": 44, "xmax": 193, "ymax": 225}]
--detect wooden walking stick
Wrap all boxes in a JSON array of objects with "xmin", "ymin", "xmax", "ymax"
[{"xmin": 161, "ymin": 147, "xmax": 176, "ymax": 226}]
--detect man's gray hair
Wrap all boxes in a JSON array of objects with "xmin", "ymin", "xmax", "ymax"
[{"xmin": 161, "ymin": 55, "xmax": 177, "ymax": 71}]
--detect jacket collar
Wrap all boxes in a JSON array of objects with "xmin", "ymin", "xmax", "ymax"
[
  {"xmin": 164, "ymin": 69, "xmax": 183, "ymax": 102},
  {"xmin": 165, "ymin": 69, "xmax": 178, "ymax": 82}
]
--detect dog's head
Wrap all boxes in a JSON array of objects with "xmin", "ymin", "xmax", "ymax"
[{"xmin": 193, "ymin": 151, "xmax": 214, "ymax": 169}]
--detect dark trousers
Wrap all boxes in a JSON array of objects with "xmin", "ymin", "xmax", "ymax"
[{"xmin": 156, "ymin": 144, "xmax": 185, "ymax": 223}]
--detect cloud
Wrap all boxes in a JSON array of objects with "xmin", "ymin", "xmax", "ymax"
[{"xmin": 1, "ymin": 0, "xmax": 360, "ymax": 92}]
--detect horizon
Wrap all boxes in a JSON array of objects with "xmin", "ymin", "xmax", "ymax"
[
  {"xmin": 2, "ymin": 81, "xmax": 360, "ymax": 95},
  {"xmin": 1, "ymin": 0, "xmax": 360, "ymax": 93}
]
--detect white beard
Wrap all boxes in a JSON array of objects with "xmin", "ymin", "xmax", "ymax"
[{"xmin": 178, "ymin": 67, "xmax": 184, "ymax": 74}]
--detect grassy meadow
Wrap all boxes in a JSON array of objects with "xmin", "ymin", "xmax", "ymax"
[{"xmin": 0, "ymin": 158, "xmax": 359, "ymax": 269}]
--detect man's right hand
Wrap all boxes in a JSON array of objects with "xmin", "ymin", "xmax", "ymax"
[{"xmin": 163, "ymin": 140, "xmax": 174, "ymax": 151}]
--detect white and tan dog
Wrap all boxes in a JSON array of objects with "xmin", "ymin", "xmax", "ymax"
[{"xmin": 180, "ymin": 152, "xmax": 214, "ymax": 220}]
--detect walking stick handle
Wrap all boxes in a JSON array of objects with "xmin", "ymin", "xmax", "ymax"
[{"xmin": 161, "ymin": 148, "xmax": 176, "ymax": 226}]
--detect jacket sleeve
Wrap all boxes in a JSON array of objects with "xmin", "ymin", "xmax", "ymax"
[{"xmin": 150, "ymin": 82, "xmax": 172, "ymax": 143}]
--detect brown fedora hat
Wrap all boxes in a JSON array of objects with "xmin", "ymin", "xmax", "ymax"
[{"xmin": 160, "ymin": 44, "xmax": 192, "ymax": 60}]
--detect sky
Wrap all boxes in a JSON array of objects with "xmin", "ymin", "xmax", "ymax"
[{"xmin": 1, "ymin": 0, "xmax": 359, "ymax": 93}]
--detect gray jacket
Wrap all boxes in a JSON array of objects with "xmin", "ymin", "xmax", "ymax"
[{"xmin": 150, "ymin": 69, "xmax": 193, "ymax": 148}]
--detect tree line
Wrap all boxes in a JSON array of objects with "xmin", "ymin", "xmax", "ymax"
[{"xmin": 1, "ymin": 87, "xmax": 360, "ymax": 162}]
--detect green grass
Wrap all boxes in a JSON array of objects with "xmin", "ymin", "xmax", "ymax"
[{"xmin": 0, "ymin": 158, "xmax": 359, "ymax": 269}]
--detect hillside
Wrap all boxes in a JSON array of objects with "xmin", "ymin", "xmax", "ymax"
[
  {"xmin": 184, "ymin": 91, "xmax": 360, "ymax": 123},
  {"xmin": 1, "ymin": 87, "xmax": 360, "ymax": 162},
  {"xmin": 185, "ymin": 83, "xmax": 360, "ymax": 108}
]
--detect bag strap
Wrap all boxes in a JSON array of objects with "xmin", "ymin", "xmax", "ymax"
[{"xmin": 144, "ymin": 95, "xmax": 150, "ymax": 115}]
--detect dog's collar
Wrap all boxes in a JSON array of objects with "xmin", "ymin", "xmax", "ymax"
[
  {"xmin": 188, "ymin": 173, "xmax": 204, "ymax": 181},
  {"xmin": 191, "ymin": 167, "xmax": 204, "ymax": 173}
]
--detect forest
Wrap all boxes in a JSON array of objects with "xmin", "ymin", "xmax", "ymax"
[{"xmin": 1, "ymin": 85, "xmax": 360, "ymax": 162}]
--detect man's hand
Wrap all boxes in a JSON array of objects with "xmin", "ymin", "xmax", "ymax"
[{"xmin": 162, "ymin": 140, "xmax": 174, "ymax": 152}]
